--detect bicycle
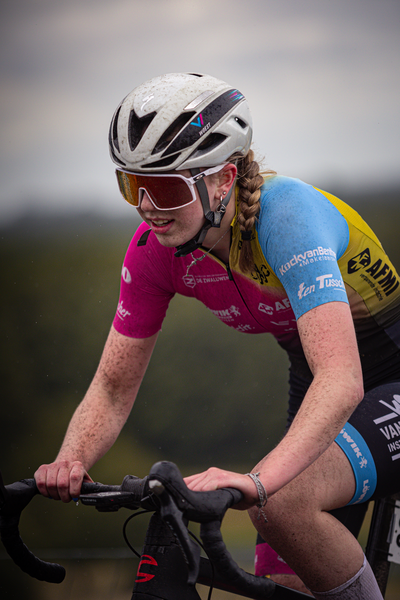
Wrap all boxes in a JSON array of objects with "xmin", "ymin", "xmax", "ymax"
[{"xmin": 0, "ymin": 461, "xmax": 399, "ymax": 599}]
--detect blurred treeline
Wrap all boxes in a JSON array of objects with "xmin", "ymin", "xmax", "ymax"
[{"xmin": 1, "ymin": 189, "xmax": 400, "ymax": 598}]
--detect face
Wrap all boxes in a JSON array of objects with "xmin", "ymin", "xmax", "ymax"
[{"xmin": 135, "ymin": 170, "xmax": 215, "ymax": 248}]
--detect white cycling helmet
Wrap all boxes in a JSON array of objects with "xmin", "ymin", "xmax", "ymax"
[{"xmin": 109, "ymin": 72, "xmax": 252, "ymax": 172}]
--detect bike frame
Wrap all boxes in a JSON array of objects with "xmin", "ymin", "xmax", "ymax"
[
  {"xmin": 132, "ymin": 512, "xmax": 309, "ymax": 599},
  {"xmin": 131, "ymin": 495, "xmax": 400, "ymax": 598}
]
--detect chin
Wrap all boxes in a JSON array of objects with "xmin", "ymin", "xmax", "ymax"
[
  {"xmin": 153, "ymin": 233, "xmax": 180, "ymax": 248},
  {"xmin": 155, "ymin": 237, "xmax": 175, "ymax": 248}
]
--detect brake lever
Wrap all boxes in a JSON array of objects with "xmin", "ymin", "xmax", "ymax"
[{"xmin": 149, "ymin": 479, "xmax": 200, "ymax": 586}]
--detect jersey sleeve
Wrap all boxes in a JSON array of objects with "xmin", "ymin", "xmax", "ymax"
[
  {"xmin": 256, "ymin": 177, "xmax": 350, "ymax": 319},
  {"xmin": 113, "ymin": 222, "xmax": 175, "ymax": 338}
]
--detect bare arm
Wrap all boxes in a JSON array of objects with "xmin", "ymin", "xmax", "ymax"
[
  {"xmin": 254, "ymin": 301, "xmax": 364, "ymax": 495},
  {"xmin": 35, "ymin": 325, "xmax": 158, "ymax": 501},
  {"xmin": 185, "ymin": 301, "xmax": 364, "ymax": 503}
]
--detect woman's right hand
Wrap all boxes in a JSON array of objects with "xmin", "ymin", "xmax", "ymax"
[{"xmin": 34, "ymin": 460, "xmax": 93, "ymax": 503}]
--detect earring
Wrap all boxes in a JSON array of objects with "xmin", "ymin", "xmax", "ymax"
[{"xmin": 216, "ymin": 193, "xmax": 227, "ymax": 214}]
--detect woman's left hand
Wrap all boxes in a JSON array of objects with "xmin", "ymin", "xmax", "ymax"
[{"xmin": 184, "ymin": 467, "xmax": 259, "ymax": 510}]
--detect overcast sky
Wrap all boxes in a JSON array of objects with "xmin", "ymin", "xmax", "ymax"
[{"xmin": 1, "ymin": 0, "xmax": 399, "ymax": 224}]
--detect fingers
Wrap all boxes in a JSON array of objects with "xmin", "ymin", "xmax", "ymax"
[
  {"xmin": 184, "ymin": 469, "xmax": 218, "ymax": 491},
  {"xmin": 184, "ymin": 467, "xmax": 259, "ymax": 508},
  {"xmin": 34, "ymin": 461, "xmax": 91, "ymax": 503},
  {"xmin": 185, "ymin": 467, "xmax": 237, "ymax": 492}
]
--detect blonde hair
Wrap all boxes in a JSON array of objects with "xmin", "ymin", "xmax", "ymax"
[{"xmin": 232, "ymin": 149, "xmax": 276, "ymax": 273}]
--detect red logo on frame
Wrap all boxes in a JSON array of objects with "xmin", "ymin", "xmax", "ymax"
[{"xmin": 136, "ymin": 555, "xmax": 158, "ymax": 582}]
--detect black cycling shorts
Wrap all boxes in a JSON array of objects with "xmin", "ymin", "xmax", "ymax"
[{"xmin": 335, "ymin": 381, "xmax": 400, "ymax": 504}]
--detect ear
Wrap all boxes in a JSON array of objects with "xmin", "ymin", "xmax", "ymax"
[{"xmin": 215, "ymin": 163, "xmax": 237, "ymax": 198}]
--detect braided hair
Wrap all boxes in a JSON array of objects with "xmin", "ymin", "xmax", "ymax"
[{"xmin": 233, "ymin": 149, "xmax": 276, "ymax": 273}]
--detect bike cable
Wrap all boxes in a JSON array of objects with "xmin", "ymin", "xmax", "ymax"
[
  {"xmin": 122, "ymin": 510, "xmax": 153, "ymax": 558},
  {"xmin": 188, "ymin": 528, "xmax": 215, "ymax": 600}
]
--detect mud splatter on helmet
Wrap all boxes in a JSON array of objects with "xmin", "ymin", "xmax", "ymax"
[{"xmin": 109, "ymin": 72, "xmax": 252, "ymax": 172}]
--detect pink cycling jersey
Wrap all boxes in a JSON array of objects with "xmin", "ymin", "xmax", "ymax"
[{"xmin": 113, "ymin": 176, "xmax": 400, "ymax": 390}]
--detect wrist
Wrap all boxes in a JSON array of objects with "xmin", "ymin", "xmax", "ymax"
[{"xmin": 245, "ymin": 472, "xmax": 268, "ymax": 522}]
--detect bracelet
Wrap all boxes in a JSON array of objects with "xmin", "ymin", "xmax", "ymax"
[{"xmin": 246, "ymin": 472, "xmax": 268, "ymax": 523}]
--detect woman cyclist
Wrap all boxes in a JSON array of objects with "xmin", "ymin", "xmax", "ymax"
[{"xmin": 35, "ymin": 73, "xmax": 400, "ymax": 599}]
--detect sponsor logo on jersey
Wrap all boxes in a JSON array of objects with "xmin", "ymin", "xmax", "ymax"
[
  {"xmin": 315, "ymin": 274, "xmax": 346, "ymax": 291},
  {"xmin": 297, "ymin": 282, "xmax": 315, "ymax": 300},
  {"xmin": 347, "ymin": 248, "xmax": 399, "ymax": 297},
  {"xmin": 210, "ymin": 305, "xmax": 241, "ymax": 322},
  {"xmin": 257, "ymin": 302, "xmax": 296, "ymax": 329},
  {"xmin": 275, "ymin": 298, "xmax": 291, "ymax": 311},
  {"xmin": 279, "ymin": 246, "xmax": 336, "ymax": 277},
  {"xmin": 122, "ymin": 266, "xmax": 132, "ymax": 283},
  {"xmin": 210, "ymin": 306, "xmax": 254, "ymax": 332},
  {"xmin": 117, "ymin": 300, "xmax": 131, "ymax": 320},
  {"xmin": 236, "ymin": 324, "xmax": 254, "ymax": 332},
  {"xmin": 347, "ymin": 249, "xmax": 371, "ymax": 273},
  {"xmin": 251, "ymin": 264, "xmax": 270, "ymax": 285},
  {"xmin": 297, "ymin": 274, "xmax": 345, "ymax": 300},
  {"xmin": 258, "ymin": 298, "xmax": 291, "ymax": 315},
  {"xmin": 258, "ymin": 303, "xmax": 274, "ymax": 315},
  {"xmin": 183, "ymin": 275, "xmax": 196, "ymax": 288},
  {"xmin": 182, "ymin": 273, "xmax": 229, "ymax": 288}
]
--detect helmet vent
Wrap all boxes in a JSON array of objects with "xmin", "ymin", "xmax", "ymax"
[
  {"xmin": 153, "ymin": 112, "xmax": 196, "ymax": 155},
  {"xmin": 109, "ymin": 147, "xmax": 126, "ymax": 167},
  {"xmin": 110, "ymin": 105, "xmax": 122, "ymax": 152},
  {"xmin": 128, "ymin": 110, "xmax": 157, "ymax": 152},
  {"xmin": 190, "ymin": 133, "xmax": 227, "ymax": 158},
  {"xmin": 108, "ymin": 105, "xmax": 127, "ymax": 166},
  {"xmin": 235, "ymin": 116, "xmax": 247, "ymax": 129},
  {"xmin": 142, "ymin": 155, "xmax": 178, "ymax": 169}
]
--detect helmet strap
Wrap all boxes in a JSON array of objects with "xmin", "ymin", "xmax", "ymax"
[{"xmin": 174, "ymin": 168, "xmax": 233, "ymax": 258}]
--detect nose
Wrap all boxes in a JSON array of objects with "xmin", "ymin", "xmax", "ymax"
[{"xmin": 139, "ymin": 190, "xmax": 156, "ymax": 212}]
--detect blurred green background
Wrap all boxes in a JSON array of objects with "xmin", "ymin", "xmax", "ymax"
[{"xmin": 1, "ymin": 189, "xmax": 400, "ymax": 598}]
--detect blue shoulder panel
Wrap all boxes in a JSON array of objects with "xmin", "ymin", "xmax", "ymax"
[{"xmin": 256, "ymin": 176, "xmax": 350, "ymax": 319}]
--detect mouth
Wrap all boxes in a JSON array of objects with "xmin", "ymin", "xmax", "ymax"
[
  {"xmin": 148, "ymin": 217, "xmax": 174, "ymax": 233},
  {"xmin": 151, "ymin": 219, "xmax": 172, "ymax": 226}
]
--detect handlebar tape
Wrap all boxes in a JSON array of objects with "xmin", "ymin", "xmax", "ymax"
[
  {"xmin": 148, "ymin": 461, "xmax": 244, "ymax": 522},
  {"xmin": 0, "ymin": 514, "xmax": 66, "ymax": 583},
  {"xmin": 200, "ymin": 520, "xmax": 276, "ymax": 599},
  {"xmin": 0, "ymin": 478, "xmax": 65, "ymax": 583},
  {"xmin": 0, "ymin": 475, "xmax": 146, "ymax": 584}
]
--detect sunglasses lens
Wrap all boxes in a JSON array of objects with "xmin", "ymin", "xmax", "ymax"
[
  {"xmin": 116, "ymin": 171, "xmax": 139, "ymax": 206},
  {"xmin": 116, "ymin": 171, "xmax": 194, "ymax": 210}
]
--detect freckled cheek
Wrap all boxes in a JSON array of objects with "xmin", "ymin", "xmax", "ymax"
[{"xmin": 176, "ymin": 203, "xmax": 205, "ymax": 226}]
